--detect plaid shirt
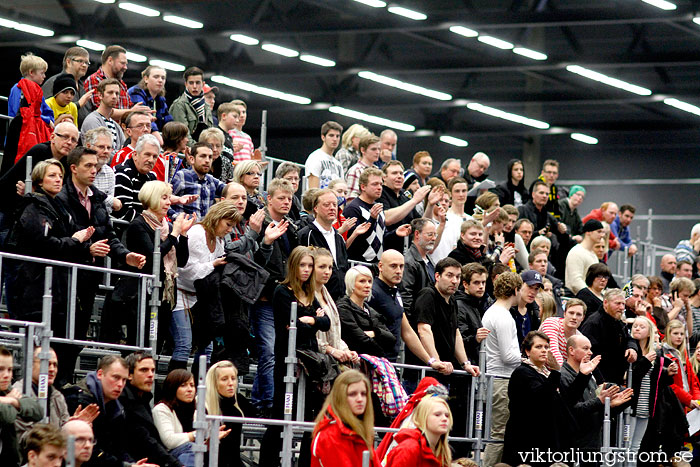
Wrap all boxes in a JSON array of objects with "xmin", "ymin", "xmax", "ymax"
[
  {"xmin": 346, "ymin": 159, "xmax": 369, "ymax": 199},
  {"xmin": 168, "ymin": 168, "xmax": 225, "ymax": 219},
  {"xmin": 84, "ymin": 67, "xmax": 133, "ymax": 110}
]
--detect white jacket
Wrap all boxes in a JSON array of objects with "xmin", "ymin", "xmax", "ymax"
[{"xmin": 152, "ymin": 402, "xmax": 191, "ymax": 450}]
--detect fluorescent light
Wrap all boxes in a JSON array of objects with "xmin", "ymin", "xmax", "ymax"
[
  {"xmin": 477, "ymin": 35, "xmax": 514, "ymax": 50},
  {"xmin": 299, "ymin": 54, "xmax": 336, "ymax": 67},
  {"xmin": 119, "ymin": 2, "xmax": 160, "ymax": 17},
  {"xmin": 663, "ymin": 98, "xmax": 700, "ymax": 116},
  {"xmin": 641, "ymin": 0, "xmax": 676, "ymax": 10},
  {"xmin": 0, "ymin": 18, "xmax": 18, "ymax": 28},
  {"xmin": 0, "ymin": 17, "xmax": 54, "ymax": 36},
  {"xmin": 693, "ymin": 17, "xmax": 700, "ymax": 25},
  {"xmin": 449, "ymin": 25, "xmax": 478, "ymax": 38},
  {"xmin": 570, "ymin": 133, "xmax": 598, "ymax": 145},
  {"xmin": 126, "ymin": 51, "xmax": 147, "ymax": 62},
  {"xmin": 230, "ymin": 34, "xmax": 259, "ymax": 46},
  {"xmin": 352, "ymin": 0, "xmax": 387, "ymax": 6},
  {"xmin": 566, "ymin": 65, "xmax": 652, "ymax": 96},
  {"xmin": 328, "ymin": 106, "xmax": 415, "ymax": 132},
  {"xmin": 387, "ymin": 6, "xmax": 427, "ymax": 20},
  {"xmin": 467, "ymin": 102, "xmax": 550, "ymax": 129},
  {"xmin": 163, "ymin": 15, "xmax": 203, "ymax": 29},
  {"xmin": 440, "ymin": 135, "xmax": 468, "ymax": 147},
  {"xmin": 358, "ymin": 71, "xmax": 452, "ymax": 101},
  {"xmin": 76, "ymin": 39, "xmax": 106, "ymax": 51},
  {"xmin": 149, "ymin": 59, "xmax": 185, "ymax": 72},
  {"xmin": 261, "ymin": 43, "xmax": 299, "ymax": 58},
  {"xmin": 513, "ymin": 47, "xmax": 548, "ymax": 61},
  {"xmin": 211, "ymin": 75, "xmax": 312, "ymax": 105},
  {"xmin": 93, "ymin": 0, "xmax": 115, "ymax": 3}
]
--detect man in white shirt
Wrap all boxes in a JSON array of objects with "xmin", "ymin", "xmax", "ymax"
[
  {"xmin": 305, "ymin": 121, "xmax": 343, "ymax": 189},
  {"xmin": 481, "ymin": 271, "xmax": 523, "ymax": 467},
  {"xmin": 565, "ymin": 219, "xmax": 605, "ymax": 294}
]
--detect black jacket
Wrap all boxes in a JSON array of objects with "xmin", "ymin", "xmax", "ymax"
[
  {"xmin": 491, "ymin": 179, "xmax": 530, "ymax": 208},
  {"xmin": 336, "ymin": 296, "xmax": 396, "ymax": 357},
  {"xmin": 579, "ymin": 308, "xmax": 639, "ymax": 385},
  {"xmin": 558, "ymin": 198, "xmax": 583, "ymax": 237},
  {"xmin": 119, "ymin": 383, "xmax": 180, "ymax": 467},
  {"xmin": 454, "ymin": 290, "xmax": 488, "ymax": 364},
  {"xmin": 399, "ymin": 244, "xmax": 434, "ymax": 319},
  {"xmin": 376, "ymin": 185, "xmax": 418, "ymax": 252},
  {"xmin": 254, "ymin": 212, "xmax": 298, "ymax": 300},
  {"xmin": 448, "ymin": 241, "xmax": 494, "ymax": 270},
  {"xmin": 297, "ymin": 222, "xmax": 349, "ymax": 300},
  {"xmin": 0, "ymin": 386, "xmax": 42, "ymax": 467},
  {"xmin": 509, "ymin": 301, "xmax": 541, "ymax": 345}
]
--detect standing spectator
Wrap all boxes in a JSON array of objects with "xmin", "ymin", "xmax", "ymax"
[
  {"xmin": 491, "ymin": 159, "xmax": 529, "ymax": 208},
  {"xmin": 510, "ymin": 271, "xmax": 542, "ymax": 345},
  {"xmin": 169, "ymin": 67, "xmax": 213, "ymax": 143},
  {"xmin": 430, "ymin": 177, "xmax": 473, "ymax": 263},
  {"xmin": 582, "ymin": 202, "xmax": 620, "ymax": 253},
  {"xmin": 306, "ymin": 121, "xmax": 344, "ymax": 189},
  {"xmin": 448, "ymin": 219, "xmax": 514, "ymax": 269},
  {"xmin": 347, "ymin": 134, "xmax": 380, "ymax": 201},
  {"xmin": 232, "ymin": 160, "xmax": 265, "ymax": 211},
  {"xmin": 152, "ymin": 369, "xmax": 197, "ymax": 467},
  {"xmin": 481, "ymin": 271, "xmax": 523, "ymax": 467},
  {"xmin": 528, "ymin": 159, "xmax": 562, "ymax": 219},
  {"xmin": 113, "ymin": 133, "xmax": 159, "ymax": 219},
  {"xmin": 518, "ymin": 180, "xmax": 565, "ymax": 252},
  {"xmin": 42, "ymin": 46, "xmax": 93, "ymax": 125},
  {"xmin": 45, "ymin": 73, "xmax": 78, "ymax": 125},
  {"xmin": 128, "ymin": 65, "xmax": 172, "ymax": 137},
  {"xmin": 558, "ymin": 185, "xmax": 585, "ymax": 242},
  {"xmin": 221, "ymin": 182, "xmax": 267, "ymax": 260},
  {"xmin": 83, "ymin": 127, "xmax": 121, "ymax": 213},
  {"xmin": 400, "ymin": 218, "xmax": 440, "ymax": 317},
  {"xmin": 367, "ymin": 250, "xmax": 406, "ymax": 361},
  {"xmin": 276, "ymin": 162, "xmax": 303, "ymax": 222},
  {"xmin": 432, "ymin": 158, "xmax": 461, "ymax": 186},
  {"xmin": 80, "ymin": 79, "xmax": 126, "ymax": 152},
  {"xmin": 204, "ymin": 361, "xmax": 252, "ymax": 467},
  {"xmin": 199, "ymin": 128, "xmax": 225, "ymax": 181},
  {"xmin": 21, "ymin": 424, "xmax": 67, "ymax": 467},
  {"xmin": 228, "ymin": 99, "xmax": 254, "ymax": 162},
  {"xmin": 455, "ymin": 263, "xmax": 491, "ymax": 365},
  {"xmin": 215, "ymin": 103, "xmax": 240, "ymax": 182},
  {"xmin": 169, "ymin": 142, "xmax": 224, "ymax": 219},
  {"xmin": 110, "ymin": 111, "xmax": 153, "ymax": 166},
  {"xmin": 311, "ymin": 370, "xmax": 379, "ymax": 467},
  {"xmin": 161, "ymin": 121, "xmax": 189, "ymax": 181},
  {"xmin": 203, "ymin": 82, "xmax": 218, "ymax": 123},
  {"xmin": 335, "ymin": 123, "xmax": 370, "ymax": 175},
  {"xmin": 376, "ymin": 129, "xmax": 398, "ymax": 168},
  {"xmin": 539, "ymin": 299, "xmax": 586, "ymax": 366},
  {"xmin": 579, "ymin": 289, "xmax": 638, "ymax": 385},
  {"xmin": 611, "ymin": 204, "xmax": 637, "ymax": 256},
  {"xmin": 659, "ymin": 254, "xmax": 677, "ymax": 293},
  {"xmin": 674, "ymin": 223, "xmax": 700, "ymax": 265},
  {"xmin": 677, "ymin": 260, "xmax": 694, "ymax": 279},
  {"xmin": 668, "ymin": 277, "xmax": 695, "ymax": 335},
  {"xmin": 8, "ymin": 52, "xmax": 53, "ymax": 125},
  {"xmin": 662, "ymin": 320, "xmax": 700, "ymax": 411},
  {"xmin": 344, "ymin": 168, "xmax": 389, "ymax": 262},
  {"xmin": 565, "ymin": 219, "xmax": 605, "ymax": 294},
  {"xmin": 405, "ymin": 151, "xmax": 433, "ymax": 187},
  {"xmin": 575, "ymin": 263, "xmax": 611, "ymax": 318}
]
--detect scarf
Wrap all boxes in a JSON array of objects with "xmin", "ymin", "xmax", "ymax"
[
  {"xmin": 522, "ymin": 357, "xmax": 551, "ymax": 378},
  {"xmin": 172, "ymin": 401, "xmax": 195, "ymax": 432},
  {"xmin": 467, "ymin": 245, "xmax": 483, "ymax": 259},
  {"xmin": 141, "ymin": 210, "xmax": 177, "ymax": 306},
  {"xmin": 185, "ymin": 89, "xmax": 206, "ymax": 123}
]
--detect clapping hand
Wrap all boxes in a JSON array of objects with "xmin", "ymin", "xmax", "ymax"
[
  {"xmin": 338, "ymin": 217, "xmax": 357, "ymax": 235},
  {"xmin": 70, "ymin": 403, "xmax": 100, "ymax": 424},
  {"xmin": 248, "ymin": 210, "xmax": 265, "ymax": 234},
  {"xmin": 353, "ymin": 222, "xmax": 372, "ymax": 236},
  {"xmin": 126, "ymin": 252, "xmax": 147, "ymax": 269},
  {"xmin": 172, "ymin": 213, "xmax": 196, "ymax": 237},
  {"xmin": 396, "ymin": 224, "xmax": 412, "ymax": 237},
  {"xmin": 72, "ymin": 226, "xmax": 95, "ymax": 243},
  {"xmin": 579, "ymin": 355, "xmax": 601, "ymax": 376},
  {"xmin": 369, "ymin": 203, "xmax": 383, "ymax": 219},
  {"xmin": 263, "ymin": 219, "xmax": 289, "ymax": 245}
]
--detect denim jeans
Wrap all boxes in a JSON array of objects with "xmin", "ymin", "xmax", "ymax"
[
  {"xmin": 170, "ymin": 442, "xmax": 195, "ymax": 467},
  {"xmin": 170, "ymin": 308, "xmax": 192, "ymax": 362},
  {"xmin": 250, "ymin": 301, "xmax": 275, "ymax": 409}
]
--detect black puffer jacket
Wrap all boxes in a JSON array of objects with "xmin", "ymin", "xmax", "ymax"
[
  {"xmin": 336, "ymin": 296, "xmax": 396, "ymax": 357},
  {"xmin": 454, "ymin": 290, "xmax": 489, "ymax": 364},
  {"xmin": 254, "ymin": 211, "xmax": 298, "ymax": 300}
]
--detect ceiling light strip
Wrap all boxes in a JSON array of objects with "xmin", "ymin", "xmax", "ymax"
[
  {"xmin": 163, "ymin": 15, "xmax": 203, "ymax": 29},
  {"xmin": 570, "ymin": 133, "xmax": 598, "ymax": 145},
  {"xmin": 663, "ymin": 98, "xmax": 700, "ymax": 116},
  {"xmin": 358, "ymin": 71, "xmax": 452, "ymax": 101},
  {"xmin": 467, "ymin": 102, "xmax": 550, "ymax": 129},
  {"xmin": 328, "ymin": 106, "xmax": 415, "ymax": 132},
  {"xmin": 566, "ymin": 65, "xmax": 652, "ymax": 96},
  {"xmin": 387, "ymin": 6, "xmax": 427, "ymax": 20},
  {"xmin": 211, "ymin": 75, "xmax": 311, "ymax": 105},
  {"xmin": 118, "ymin": 2, "xmax": 160, "ymax": 17},
  {"xmin": 641, "ymin": 0, "xmax": 677, "ymax": 10},
  {"xmin": 0, "ymin": 17, "xmax": 54, "ymax": 36},
  {"xmin": 439, "ymin": 135, "xmax": 468, "ymax": 147}
]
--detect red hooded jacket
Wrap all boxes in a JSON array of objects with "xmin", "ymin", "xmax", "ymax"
[
  {"xmin": 384, "ymin": 428, "xmax": 442, "ymax": 467},
  {"xmin": 665, "ymin": 347, "xmax": 700, "ymax": 408},
  {"xmin": 15, "ymin": 78, "xmax": 52, "ymax": 162},
  {"xmin": 311, "ymin": 406, "xmax": 379, "ymax": 467}
]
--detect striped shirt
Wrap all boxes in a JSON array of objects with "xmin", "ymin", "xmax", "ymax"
[
  {"xmin": 111, "ymin": 146, "xmax": 168, "ymax": 182},
  {"xmin": 81, "ymin": 111, "xmax": 125, "ymax": 152},
  {"xmin": 114, "ymin": 158, "xmax": 156, "ymax": 222},
  {"xmin": 637, "ymin": 367, "xmax": 653, "ymax": 417},
  {"xmin": 539, "ymin": 317, "xmax": 581, "ymax": 366},
  {"xmin": 229, "ymin": 129, "xmax": 254, "ymax": 162}
]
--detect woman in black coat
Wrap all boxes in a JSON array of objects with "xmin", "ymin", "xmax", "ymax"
[
  {"xmin": 6, "ymin": 159, "xmax": 93, "ymax": 330},
  {"xmin": 502, "ymin": 331, "xmax": 576, "ymax": 467},
  {"xmin": 491, "ymin": 159, "xmax": 530, "ymax": 208},
  {"xmin": 336, "ymin": 265, "xmax": 396, "ymax": 358}
]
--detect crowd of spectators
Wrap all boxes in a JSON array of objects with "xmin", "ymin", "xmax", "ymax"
[{"xmin": 1, "ymin": 44, "xmax": 699, "ymax": 467}]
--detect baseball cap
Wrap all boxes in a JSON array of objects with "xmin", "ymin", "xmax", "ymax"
[{"xmin": 521, "ymin": 270, "xmax": 543, "ymax": 287}]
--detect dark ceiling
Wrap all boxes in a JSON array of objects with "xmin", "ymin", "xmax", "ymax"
[{"xmin": 2, "ymin": 0, "xmax": 700, "ymax": 153}]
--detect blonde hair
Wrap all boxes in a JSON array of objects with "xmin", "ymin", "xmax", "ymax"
[
  {"xmin": 138, "ymin": 180, "xmax": 172, "ymax": 211},
  {"xmin": 634, "ymin": 316, "xmax": 658, "ymax": 355},
  {"xmin": 138, "ymin": 65, "xmax": 166, "ymax": 96},
  {"xmin": 31, "ymin": 160, "xmax": 64, "ymax": 189},
  {"xmin": 198, "ymin": 127, "xmax": 225, "ymax": 145},
  {"xmin": 205, "ymin": 361, "xmax": 240, "ymax": 416},
  {"xmin": 217, "ymin": 102, "xmax": 240, "ymax": 120},
  {"xmin": 537, "ymin": 291, "xmax": 556, "ymax": 321},
  {"xmin": 20, "ymin": 52, "xmax": 48, "ymax": 77},
  {"xmin": 200, "ymin": 200, "xmax": 242, "ymax": 239},
  {"xmin": 313, "ymin": 370, "xmax": 374, "ymax": 450},
  {"xmin": 412, "ymin": 396, "xmax": 453, "ymax": 466},
  {"xmin": 663, "ymin": 319, "xmax": 687, "ymax": 356},
  {"xmin": 341, "ymin": 123, "xmax": 371, "ymax": 149},
  {"xmin": 232, "ymin": 160, "xmax": 262, "ymax": 187}
]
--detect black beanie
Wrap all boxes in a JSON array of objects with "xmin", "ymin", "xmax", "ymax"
[{"xmin": 53, "ymin": 73, "xmax": 77, "ymax": 96}]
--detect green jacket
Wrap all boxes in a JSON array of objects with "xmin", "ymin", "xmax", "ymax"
[
  {"xmin": 169, "ymin": 92, "xmax": 213, "ymax": 144},
  {"xmin": 0, "ymin": 386, "xmax": 42, "ymax": 467}
]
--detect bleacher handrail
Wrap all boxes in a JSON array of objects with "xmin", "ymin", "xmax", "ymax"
[{"xmin": 0, "ymin": 251, "xmax": 155, "ymax": 279}]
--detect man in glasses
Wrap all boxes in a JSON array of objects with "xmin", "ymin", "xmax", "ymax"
[
  {"xmin": 42, "ymin": 46, "xmax": 93, "ymax": 126},
  {"xmin": 110, "ymin": 111, "xmax": 168, "ymax": 181}
]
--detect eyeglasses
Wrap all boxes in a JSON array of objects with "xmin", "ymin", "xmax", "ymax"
[
  {"xmin": 71, "ymin": 58, "xmax": 91, "ymax": 66},
  {"xmin": 128, "ymin": 123, "xmax": 152, "ymax": 130},
  {"xmin": 245, "ymin": 172, "xmax": 262, "ymax": 177},
  {"xmin": 74, "ymin": 437, "xmax": 96, "ymax": 446},
  {"xmin": 54, "ymin": 133, "xmax": 79, "ymax": 144}
]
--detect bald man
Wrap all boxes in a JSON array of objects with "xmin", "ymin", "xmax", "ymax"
[
  {"xmin": 377, "ymin": 129, "xmax": 398, "ymax": 167},
  {"xmin": 62, "ymin": 420, "xmax": 94, "ymax": 467},
  {"xmin": 660, "ymin": 253, "xmax": 677, "ymax": 294}
]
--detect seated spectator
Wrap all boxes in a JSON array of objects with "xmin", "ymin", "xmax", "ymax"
[
  {"xmin": 579, "ymin": 289, "xmax": 638, "ymax": 385},
  {"xmin": 221, "ymin": 181, "xmax": 273, "ymax": 261},
  {"xmin": 62, "ymin": 420, "xmax": 95, "ymax": 467},
  {"xmin": 22, "ymin": 424, "xmax": 67, "ymax": 467},
  {"xmin": 448, "ymin": 219, "xmax": 514, "ymax": 269},
  {"xmin": 377, "ymin": 129, "xmax": 398, "ymax": 168},
  {"xmin": 565, "ymin": 219, "xmax": 605, "ymax": 294},
  {"xmin": 347, "ymin": 134, "xmax": 380, "ymax": 201},
  {"xmin": 662, "ymin": 320, "xmax": 700, "ymax": 411},
  {"xmin": 510, "ymin": 271, "xmax": 542, "ymax": 345},
  {"xmin": 432, "ymin": 158, "xmax": 461, "ymax": 186},
  {"xmin": 611, "ymin": 204, "xmax": 637, "ymax": 256},
  {"xmin": 335, "ymin": 123, "xmax": 370, "ymax": 175},
  {"xmin": 528, "ymin": 248, "xmax": 564, "ymax": 316},
  {"xmin": 513, "ymin": 218, "xmax": 534, "ymax": 248},
  {"xmin": 475, "ymin": 191, "xmax": 500, "ymax": 212},
  {"xmin": 275, "ymin": 162, "xmax": 303, "ymax": 222},
  {"xmin": 502, "ymin": 331, "xmax": 576, "ymax": 467},
  {"xmin": 311, "ymin": 370, "xmax": 379, "ymax": 466},
  {"xmin": 119, "ymin": 352, "xmax": 180, "ymax": 467},
  {"xmin": 385, "ymin": 395, "xmax": 453, "ymax": 467},
  {"xmin": 215, "ymin": 103, "xmax": 240, "ymax": 183},
  {"xmin": 298, "ymin": 189, "xmax": 352, "ymax": 300},
  {"xmin": 528, "ymin": 159, "xmax": 562, "ymax": 219},
  {"xmin": 336, "ymin": 265, "xmax": 395, "ymax": 357},
  {"xmin": 328, "ymin": 178, "xmax": 350, "ymax": 234},
  {"xmin": 368, "ymin": 250, "xmax": 408, "ymax": 362},
  {"xmin": 112, "ymin": 111, "xmax": 168, "ymax": 181},
  {"xmin": 690, "ymin": 278, "xmax": 700, "ymax": 349},
  {"xmin": 45, "ymin": 73, "xmax": 78, "ymax": 125},
  {"xmin": 659, "ymin": 253, "xmax": 677, "ymax": 293},
  {"xmin": 170, "ymin": 67, "xmax": 213, "ymax": 143},
  {"xmin": 576, "ymin": 262, "xmax": 611, "ymax": 318},
  {"xmin": 558, "ymin": 185, "xmax": 585, "ymax": 242},
  {"xmin": 63, "ymin": 355, "xmax": 131, "ymax": 466},
  {"xmin": 455, "ymin": 263, "xmax": 491, "ymax": 365},
  {"xmin": 169, "ymin": 142, "xmax": 224, "ymax": 219},
  {"xmin": 518, "ymin": 180, "xmax": 566, "ymax": 258},
  {"xmin": 305, "ymin": 121, "xmax": 343, "ymax": 189},
  {"xmin": 152, "ymin": 369, "xmax": 197, "ymax": 467},
  {"xmin": 539, "ymin": 299, "xmax": 585, "ymax": 366},
  {"xmin": 83, "ymin": 127, "xmax": 121, "ymax": 213},
  {"xmin": 162, "ymin": 121, "xmax": 189, "ymax": 180},
  {"xmin": 299, "ymin": 188, "xmax": 319, "ymax": 228},
  {"xmin": 400, "ymin": 218, "xmax": 439, "ymax": 317},
  {"xmin": 42, "ymin": 46, "xmax": 92, "ymax": 125},
  {"xmin": 199, "ymin": 128, "xmax": 225, "ymax": 180},
  {"xmin": 675, "ymin": 223, "xmax": 700, "ymax": 266},
  {"xmin": 406, "ymin": 150, "xmax": 433, "ymax": 187},
  {"xmin": 491, "ymin": 158, "xmax": 529, "ymax": 208},
  {"xmin": 114, "ymin": 134, "xmax": 160, "ymax": 221},
  {"xmin": 232, "ymin": 160, "xmax": 265, "ymax": 211},
  {"xmin": 205, "ymin": 361, "xmax": 251, "ymax": 467},
  {"xmin": 648, "ymin": 275, "xmax": 672, "ymax": 315},
  {"xmin": 81, "ymin": 78, "xmax": 126, "ymax": 151},
  {"xmin": 537, "ymin": 289, "xmax": 557, "ymax": 321},
  {"xmin": 127, "ymin": 65, "xmax": 172, "ymax": 135},
  {"xmin": 668, "ymin": 277, "xmax": 695, "ymax": 335}
]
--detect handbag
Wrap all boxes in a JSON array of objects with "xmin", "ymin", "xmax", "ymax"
[{"xmin": 296, "ymin": 349, "xmax": 341, "ymax": 394}]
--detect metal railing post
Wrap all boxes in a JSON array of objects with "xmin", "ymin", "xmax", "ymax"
[
  {"xmin": 281, "ymin": 302, "xmax": 298, "ymax": 467},
  {"xmin": 136, "ymin": 276, "xmax": 147, "ymax": 349},
  {"xmin": 65, "ymin": 435, "xmax": 76, "ymax": 467},
  {"xmin": 208, "ymin": 418, "xmax": 221, "ymax": 467},
  {"xmin": 602, "ymin": 396, "xmax": 611, "ymax": 453},
  {"xmin": 646, "ymin": 208, "xmax": 653, "ymax": 244},
  {"xmin": 362, "ymin": 450, "xmax": 370, "ymax": 467},
  {"xmin": 22, "ymin": 326, "xmax": 35, "ymax": 396},
  {"xmin": 624, "ymin": 363, "xmax": 633, "ymax": 455},
  {"xmin": 193, "ymin": 355, "xmax": 208, "ymax": 467},
  {"xmin": 67, "ymin": 266, "xmax": 78, "ymax": 340},
  {"xmin": 622, "ymin": 246, "xmax": 630, "ymax": 285},
  {"xmin": 38, "ymin": 266, "xmax": 53, "ymax": 421},
  {"xmin": 295, "ymin": 370, "xmax": 306, "ymax": 423},
  {"xmin": 24, "ymin": 155, "xmax": 32, "ymax": 195},
  {"xmin": 148, "ymin": 229, "xmax": 161, "ymax": 358},
  {"xmin": 473, "ymin": 343, "xmax": 487, "ymax": 467}
]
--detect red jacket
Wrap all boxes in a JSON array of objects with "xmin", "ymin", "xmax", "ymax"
[
  {"xmin": 385, "ymin": 428, "xmax": 442, "ymax": 467},
  {"xmin": 15, "ymin": 79, "xmax": 52, "ymax": 162},
  {"xmin": 666, "ymin": 347, "xmax": 700, "ymax": 408},
  {"xmin": 311, "ymin": 407, "xmax": 379, "ymax": 467}
]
